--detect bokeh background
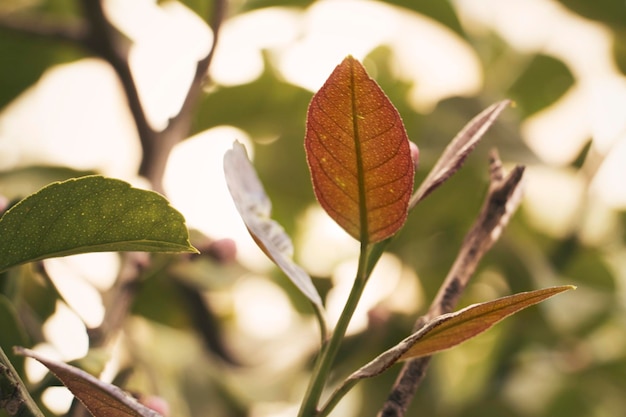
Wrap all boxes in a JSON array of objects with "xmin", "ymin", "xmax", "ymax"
[{"xmin": 1, "ymin": 0, "xmax": 625, "ymax": 416}]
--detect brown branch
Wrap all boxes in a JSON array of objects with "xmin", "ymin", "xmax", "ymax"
[
  {"xmin": 0, "ymin": 5, "xmax": 158, "ymax": 172},
  {"xmin": 140, "ymin": 0, "xmax": 227, "ymax": 192},
  {"xmin": 78, "ymin": 0, "xmax": 158, "ymax": 176},
  {"xmin": 2, "ymin": 10, "xmax": 229, "ymax": 417},
  {"xmin": 172, "ymin": 0, "xmax": 226, "ymax": 128},
  {"xmin": 1, "ymin": 0, "xmax": 226, "ymax": 192},
  {"xmin": 0, "ymin": 347, "xmax": 45, "ymax": 417},
  {"xmin": 378, "ymin": 150, "xmax": 525, "ymax": 417},
  {"xmin": 80, "ymin": 0, "xmax": 227, "ymax": 345}
]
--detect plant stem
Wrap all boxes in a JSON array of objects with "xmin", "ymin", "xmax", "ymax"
[
  {"xmin": 0, "ymin": 347, "xmax": 45, "ymax": 417},
  {"xmin": 317, "ymin": 378, "xmax": 358, "ymax": 417},
  {"xmin": 378, "ymin": 152, "xmax": 525, "ymax": 417},
  {"xmin": 297, "ymin": 243, "xmax": 371, "ymax": 417},
  {"xmin": 313, "ymin": 303, "xmax": 329, "ymax": 347}
]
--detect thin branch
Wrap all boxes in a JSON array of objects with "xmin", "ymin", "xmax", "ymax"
[
  {"xmin": 2, "ymin": 2, "xmax": 155, "ymax": 154},
  {"xmin": 0, "ymin": 5, "xmax": 157, "ymax": 173},
  {"xmin": 427, "ymin": 151, "xmax": 524, "ymax": 319},
  {"xmin": 377, "ymin": 355, "xmax": 431, "ymax": 417},
  {"xmin": 1, "ymin": 0, "xmax": 226, "ymax": 192},
  {"xmin": 378, "ymin": 150, "xmax": 525, "ymax": 417},
  {"xmin": 79, "ymin": 0, "xmax": 158, "ymax": 173},
  {"xmin": 1, "ymin": 7, "xmax": 228, "ymax": 417},
  {"xmin": 172, "ymin": 0, "xmax": 226, "ymax": 127},
  {"xmin": 140, "ymin": 0, "xmax": 227, "ymax": 191},
  {"xmin": 0, "ymin": 347, "xmax": 45, "ymax": 417},
  {"xmin": 82, "ymin": 0, "xmax": 226, "ymax": 345}
]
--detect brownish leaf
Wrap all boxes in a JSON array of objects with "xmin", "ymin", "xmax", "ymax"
[
  {"xmin": 349, "ymin": 285, "xmax": 575, "ymax": 379},
  {"xmin": 305, "ymin": 56, "xmax": 414, "ymax": 244},
  {"xmin": 14, "ymin": 347, "xmax": 162, "ymax": 417},
  {"xmin": 410, "ymin": 100, "xmax": 511, "ymax": 207}
]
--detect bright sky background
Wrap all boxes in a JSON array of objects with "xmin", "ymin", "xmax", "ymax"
[{"xmin": 2, "ymin": 0, "xmax": 625, "ymax": 414}]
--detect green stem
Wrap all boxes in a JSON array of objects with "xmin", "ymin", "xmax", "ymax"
[
  {"xmin": 309, "ymin": 238, "xmax": 395, "ymax": 416},
  {"xmin": 297, "ymin": 243, "xmax": 371, "ymax": 417},
  {"xmin": 312, "ymin": 303, "xmax": 329, "ymax": 347},
  {"xmin": 367, "ymin": 238, "xmax": 391, "ymax": 276},
  {"xmin": 317, "ymin": 378, "xmax": 359, "ymax": 417}
]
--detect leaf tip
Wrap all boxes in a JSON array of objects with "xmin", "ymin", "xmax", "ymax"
[{"xmin": 550, "ymin": 284, "xmax": 577, "ymax": 294}]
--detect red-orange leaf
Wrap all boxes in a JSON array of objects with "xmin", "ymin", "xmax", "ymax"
[{"xmin": 305, "ymin": 56, "xmax": 414, "ymax": 244}]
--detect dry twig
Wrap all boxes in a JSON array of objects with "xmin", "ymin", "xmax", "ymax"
[{"xmin": 378, "ymin": 150, "xmax": 525, "ymax": 417}]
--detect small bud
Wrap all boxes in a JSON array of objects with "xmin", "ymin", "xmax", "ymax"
[
  {"xmin": 139, "ymin": 395, "xmax": 170, "ymax": 417},
  {"xmin": 409, "ymin": 141, "xmax": 420, "ymax": 171},
  {"xmin": 206, "ymin": 238, "xmax": 237, "ymax": 263}
]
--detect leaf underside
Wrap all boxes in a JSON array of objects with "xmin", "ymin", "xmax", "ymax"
[
  {"xmin": 305, "ymin": 56, "xmax": 414, "ymax": 244},
  {"xmin": 0, "ymin": 176, "xmax": 197, "ymax": 272},
  {"xmin": 224, "ymin": 142, "xmax": 323, "ymax": 307}
]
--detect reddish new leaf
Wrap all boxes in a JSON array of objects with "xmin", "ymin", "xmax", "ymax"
[
  {"xmin": 14, "ymin": 347, "xmax": 162, "ymax": 417},
  {"xmin": 305, "ymin": 56, "xmax": 414, "ymax": 244},
  {"xmin": 349, "ymin": 286, "xmax": 575, "ymax": 379}
]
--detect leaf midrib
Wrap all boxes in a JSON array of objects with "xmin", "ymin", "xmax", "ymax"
[{"xmin": 349, "ymin": 60, "xmax": 369, "ymax": 244}]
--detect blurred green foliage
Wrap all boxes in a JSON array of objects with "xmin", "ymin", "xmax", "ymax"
[{"xmin": 1, "ymin": 1, "xmax": 625, "ymax": 417}]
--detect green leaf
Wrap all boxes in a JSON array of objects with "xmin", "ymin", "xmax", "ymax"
[
  {"xmin": 305, "ymin": 56, "xmax": 415, "ymax": 244},
  {"xmin": 349, "ymin": 286, "xmax": 575, "ymax": 379},
  {"xmin": 14, "ymin": 347, "xmax": 162, "ymax": 417},
  {"xmin": 0, "ymin": 176, "xmax": 197, "ymax": 272},
  {"xmin": 224, "ymin": 142, "xmax": 323, "ymax": 307}
]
